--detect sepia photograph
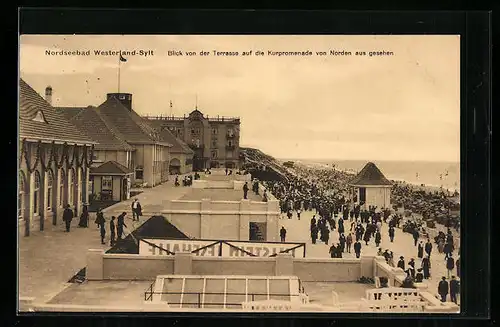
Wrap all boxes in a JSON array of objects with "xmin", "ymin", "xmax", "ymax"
[{"xmin": 18, "ymin": 34, "xmax": 460, "ymax": 313}]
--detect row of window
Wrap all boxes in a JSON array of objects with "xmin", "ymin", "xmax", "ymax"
[{"xmin": 18, "ymin": 168, "xmax": 83, "ymax": 219}]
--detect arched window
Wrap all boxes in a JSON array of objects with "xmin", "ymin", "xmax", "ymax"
[
  {"xmin": 69, "ymin": 168, "xmax": 75, "ymax": 205},
  {"xmin": 59, "ymin": 168, "xmax": 65, "ymax": 207},
  {"xmin": 33, "ymin": 171, "xmax": 41, "ymax": 215},
  {"xmin": 18, "ymin": 171, "xmax": 26, "ymax": 220},
  {"xmin": 47, "ymin": 169, "xmax": 53, "ymax": 210}
]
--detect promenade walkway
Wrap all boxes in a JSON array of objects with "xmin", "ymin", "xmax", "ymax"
[
  {"xmin": 18, "ymin": 177, "xmax": 194, "ymax": 304},
  {"xmin": 280, "ymin": 209, "xmax": 460, "ymax": 303}
]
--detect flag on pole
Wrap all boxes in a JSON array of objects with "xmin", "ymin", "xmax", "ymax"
[{"xmin": 120, "ymin": 54, "xmax": 127, "ymax": 62}]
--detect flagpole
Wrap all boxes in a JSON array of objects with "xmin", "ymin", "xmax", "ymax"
[{"xmin": 118, "ymin": 55, "xmax": 121, "ymax": 93}]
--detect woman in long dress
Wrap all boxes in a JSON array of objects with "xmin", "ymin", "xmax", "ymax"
[{"xmin": 78, "ymin": 205, "xmax": 89, "ymax": 228}]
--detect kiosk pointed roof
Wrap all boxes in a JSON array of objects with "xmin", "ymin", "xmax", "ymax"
[{"xmin": 350, "ymin": 162, "xmax": 392, "ymax": 186}]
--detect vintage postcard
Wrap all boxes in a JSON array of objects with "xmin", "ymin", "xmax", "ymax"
[{"xmin": 18, "ymin": 35, "xmax": 460, "ymax": 313}]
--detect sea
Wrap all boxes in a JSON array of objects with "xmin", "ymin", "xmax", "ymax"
[{"xmin": 281, "ymin": 159, "xmax": 460, "ymax": 193}]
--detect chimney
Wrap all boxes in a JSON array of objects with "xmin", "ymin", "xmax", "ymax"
[
  {"xmin": 107, "ymin": 93, "xmax": 133, "ymax": 111},
  {"xmin": 45, "ymin": 86, "xmax": 53, "ymax": 106}
]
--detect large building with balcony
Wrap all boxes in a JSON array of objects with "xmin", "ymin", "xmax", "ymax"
[
  {"xmin": 145, "ymin": 109, "xmax": 241, "ymax": 171},
  {"xmin": 19, "ymin": 79, "xmax": 97, "ymax": 236}
]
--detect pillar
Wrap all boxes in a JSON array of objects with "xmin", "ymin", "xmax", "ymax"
[
  {"xmin": 86, "ymin": 249, "xmax": 104, "ymax": 280},
  {"xmin": 200, "ymin": 198, "xmax": 211, "ymax": 239},
  {"xmin": 24, "ymin": 171, "xmax": 32, "ymax": 237},
  {"xmin": 275, "ymin": 253, "xmax": 294, "ymax": 276},
  {"xmin": 239, "ymin": 199, "xmax": 250, "ymax": 241},
  {"xmin": 81, "ymin": 166, "xmax": 88, "ymax": 206},
  {"xmin": 174, "ymin": 252, "xmax": 193, "ymax": 275},
  {"xmin": 75, "ymin": 167, "xmax": 82, "ymax": 217},
  {"xmin": 266, "ymin": 200, "xmax": 279, "ymax": 242},
  {"xmin": 39, "ymin": 169, "xmax": 47, "ymax": 231},
  {"xmin": 52, "ymin": 167, "xmax": 59, "ymax": 226}
]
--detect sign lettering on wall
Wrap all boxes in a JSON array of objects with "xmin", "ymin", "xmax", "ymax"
[{"xmin": 139, "ymin": 238, "xmax": 305, "ymax": 258}]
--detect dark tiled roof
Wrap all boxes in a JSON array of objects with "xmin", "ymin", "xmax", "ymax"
[
  {"xmin": 149, "ymin": 121, "xmax": 193, "ymax": 154},
  {"xmin": 62, "ymin": 107, "xmax": 134, "ymax": 151},
  {"xmin": 90, "ymin": 160, "xmax": 134, "ymax": 175},
  {"xmin": 55, "ymin": 107, "xmax": 87, "ymax": 120},
  {"xmin": 106, "ymin": 215, "xmax": 189, "ymax": 254},
  {"xmin": 350, "ymin": 162, "xmax": 392, "ymax": 186},
  {"xmin": 97, "ymin": 96, "xmax": 171, "ymax": 146},
  {"xmin": 19, "ymin": 79, "xmax": 96, "ymax": 144}
]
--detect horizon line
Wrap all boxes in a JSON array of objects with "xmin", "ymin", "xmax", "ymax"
[{"xmin": 274, "ymin": 157, "xmax": 461, "ymax": 164}]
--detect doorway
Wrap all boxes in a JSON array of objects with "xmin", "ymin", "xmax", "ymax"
[
  {"xmin": 359, "ymin": 187, "xmax": 366, "ymax": 203},
  {"xmin": 249, "ymin": 222, "xmax": 266, "ymax": 241}
]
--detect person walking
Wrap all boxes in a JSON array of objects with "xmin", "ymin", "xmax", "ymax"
[
  {"xmin": 346, "ymin": 233, "xmax": 353, "ymax": 253},
  {"xmin": 408, "ymin": 258, "xmax": 416, "ymax": 278},
  {"xmin": 397, "ymin": 256, "xmax": 405, "ymax": 270},
  {"xmin": 449, "ymin": 276, "xmax": 460, "ymax": 304},
  {"xmin": 388, "ymin": 252, "xmax": 395, "ymax": 267},
  {"xmin": 243, "ymin": 182, "xmax": 249, "ymax": 200},
  {"xmin": 417, "ymin": 241, "xmax": 424, "ymax": 259},
  {"xmin": 339, "ymin": 233, "xmax": 346, "ymax": 253},
  {"xmin": 78, "ymin": 204, "xmax": 89, "ymax": 228},
  {"xmin": 311, "ymin": 225, "xmax": 319, "ymax": 244},
  {"xmin": 353, "ymin": 240, "xmax": 362, "ymax": 258},
  {"xmin": 323, "ymin": 227, "xmax": 330, "ymax": 245},
  {"xmin": 438, "ymin": 277, "xmax": 449, "ymax": 302},
  {"xmin": 446, "ymin": 255, "xmax": 455, "ymax": 278},
  {"xmin": 98, "ymin": 214, "xmax": 106, "ymax": 245},
  {"xmin": 131, "ymin": 198, "xmax": 142, "ymax": 221},
  {"xmin": 422, "ymin": 255, "xmax": 431, "ymax": 279},
  {"xmin": 412, "ymin": 228, "xmax": 420, "ymax": 246},
  {"xmin": 375, "ymin": 230, "xmax": 381, "ymax": 247},
  {"xmin": 62, "ymin": 204, "xmax": 74, "ymax": 232},
  {"xmin": 280, "ymin": 226, "xmax": 287, "ymax": 243},
  {"xmin": 109, "ymin": 216, "xmax": 116, "ymax": 246},
  {"xmin": 363, "ymin": 229, "xmax": 371, "ymax": 246},
  {"xmin": 116, "ymin": 212, "xmax": 127, "ymax": 240},
  {"xmin": 456, "ymin": 257, "xmax": 460, "ymax": 278},
  {"xmin": 296, "ymin": 208, "xmax": 301, "ymax": 220},
  {"xmin": 425, "ymin": 239, "xmax": 433, "ymax": 258},
  {"xmin": 389, "ymin": 226, "xmax": 395, "ymax": 242}
]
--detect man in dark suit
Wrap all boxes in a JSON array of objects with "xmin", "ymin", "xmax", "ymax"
[
  {"xmin": 353, "ymin": 240, "xmax": 362, "ymax": 258},
  {"xmin": 117, "ymin": 212, "xmax": 128, "ymax": 240},
  {"xmin": 280, "ymin": 226, "xmax": 287, "ymax": 243},
  {"xmin": 438, "ymin": 276, "xmax": 449, "ymax": 302},
  {"xmin": 243, "ymin": 182, "xmax": 249, "ymax": 199},
  {"xmin": 62, "ymin": 204, "xmax": 74, "ymax": 232},
  {"xmin": 397, "ymin": 256, "xmax": 405, "ymax": 271},
  {"xmin": 449, "ymin": 276, "xmax": 460, "ymax": 304}
]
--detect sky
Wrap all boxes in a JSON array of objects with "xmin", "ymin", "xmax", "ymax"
[{"xmin": 19, "ymin": 35, "xmax": 460, "ymax": 162}]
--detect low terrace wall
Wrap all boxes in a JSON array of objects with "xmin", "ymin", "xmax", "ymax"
[
  {"xmin": 151, "ymin": 199, "xmax": 280, "ymax": 241},
  {"xmin": 87, "ymin": 251, "xmax": 368, "ymax": 282}
]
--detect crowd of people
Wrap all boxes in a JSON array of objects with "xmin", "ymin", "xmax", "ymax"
[{"xmin": 260, "ymin": 163, "xmax": 461, "ymax": 304}]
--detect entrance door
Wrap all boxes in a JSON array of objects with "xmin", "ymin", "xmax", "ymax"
[
  {"xmin": 122, "ymin": 178, "xmax": 128, "ymax": 201},
  {"xmin": 249, "ymin": 222, "xmax": 266, "ymax": 241},
  {"xmin": 359, "ymin": 187, "xmax": 366, "ymax": 204}
]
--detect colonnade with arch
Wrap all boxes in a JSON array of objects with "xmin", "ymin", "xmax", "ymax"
[{"xmin": 18, "ymin": 140, "xmax": 93, "ymax": 236}]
